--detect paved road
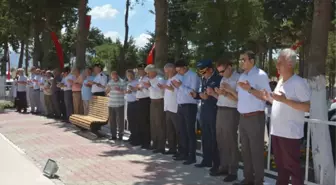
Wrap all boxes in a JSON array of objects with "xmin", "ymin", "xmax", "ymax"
[
  {"xmin": 0, "ymin": 111, "xmax": 275, "ymax": 185},
  {"xmin": 0, "ymin": 132, "xmax": 55, "ymax": 185}
]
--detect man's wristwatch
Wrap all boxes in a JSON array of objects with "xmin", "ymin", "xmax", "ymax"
[{"xmin": 248, "ymin": 87, "xmax": 254, "ymax": 94}]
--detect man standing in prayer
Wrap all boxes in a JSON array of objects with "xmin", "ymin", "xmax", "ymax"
[
  {"xmin": 90, "ymin": 64, "xmax": 108, "ymax": 96},
  {"xmin": 106, "ymin": 71, "xmax": 127, "ymax": 140},
  {"xmin": 16, "ymin": 68, "xmax": 28, "ymax": 113},
  {"xmin": 266, "ymin": 49, "xmax": 311, "ymax": 185},
  {"xmin": 51, "ymin": 68, "xmax": 63, "ymax": 118},
  {"xmin": 207, "ymin": 58, "xmax": 240, "ymax": 182},
  {"xmin": 143, "ymin": 64, "xmax": 166, "ymax": 154},
  {"xmin": 172, "ymin": 59, "xmax": 200, "ymax": 165},
  {"xmin": 124, "ymin": 69, "xmax": 138, "ymax": 142},
  {"xmin": 43, "ymin": 70, "xmax": 54, "ymax": 117},
  {"xmin": 27, "ymin": 66, "xmax": 36, "ymax": 113},
  {"xmin": 232, "ymin": 51, "xmax": 271, "ymax": 185},
  {"xmin": 32, "ymin": 68, "xmax": 41, "ymax": 114},
  {"xmin": 160, "ymin": 63, "xmax": 180, "ymax": 155},
  {"xmin": 81, "ymin": 67, "xmax": 94, "ymax": 115},
  {"xmin": 134, "ymin": 63, "xmax": 151, "ymax": 148},
  {"xmin": 191, "ymin": 59, "xmax": 221, "ymax": 172}
]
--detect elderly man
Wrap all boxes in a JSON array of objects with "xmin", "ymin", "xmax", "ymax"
[
  {"xmin": 43, "ymin": 71, "xmax": 54, "ymax": 117},
  {"xmin": 208, "ymin": 58, "xmax": 240, "ymax": 182},
  {"xmin": 134, "ymin": 63, "xmax": 151, "ymax": 148},
  {"xmin": 124, "ymin": 69, "xmax": 138, "ymax": 142},
  {"xmin": 106, "ymin": 71, "xmax": 127, "ymax": 140},
  {"xmin": 32, "ymin": 68, "xmax": 41, "ymax": 114},
  {"xmin": 16, "ymin": 68, "xmax": 28, "ymax": 113},
  {"xmin": 60, "ymin": 67, "xmax": 75, "ymax": 121},
  {"xmin": 230, "ymin": 51, "xmax": 271, "ymax": 185},
  {"xmin": 160, "ymin": 63, "xmax": 181, "ymax": 155},
  {"xmin": 39, "ymin": 70, "xmax": 48, "ymax": 115},
  {"xmin": 143, "ymin": 64, "xmax": 166, "ymax": 153},
  {"xmin": 265, "ymin": 49, "xmax": 311, "ymax": 185},
  {"xmin": 172, "ymin": 59, "xmax": 200, "ymax": 165},
  {"xmin": 27, "ymin": 66, "xmax": 36, "ymax": 113},
  {"xmin": 191, "ymin": 59, "xmax": 221, "ymax": 171},
  {"xmin": 51, "ymin": 68, "xmax": 63, "ymax": 118}
]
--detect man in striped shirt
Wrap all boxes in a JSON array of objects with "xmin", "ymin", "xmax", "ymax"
[{"xmin": 106, "ymin": 71, "xmax": 127, "ymax": 140}]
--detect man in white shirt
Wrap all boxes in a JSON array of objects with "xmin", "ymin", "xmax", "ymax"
[
  {"xmin": 60, "ymin": 67, "xmax": 75, "ymax": 121},
  {"xmin": 39, "ymin": 70, "xmax": 47, "ymax": 115},
  {"xmin": 143, "ymin": 64, "xmax": 166, "ymax": 154},
  {"xmin": 265, "ymin": 49, "xmax": 310, "ymax": 185},
  {"xmin": 16, "ymin": 68, "xmax": 28, "ymax": 113},
  {"xmin": 160, "ymin": 63, "xmax": 180, "ymax": 155},
  {"xmin": 134, "ymin": 63, "xmax": 151, "ymax": 148},
  {"xmin": 32, "ymin": 68, "xmax": 42, "ymax": 114},
  {"xmin": 90, "ymin": 64, "xmax": 107, "ymax": 96},
  {"xmin": 233, "ymin": 51, "xmax": 271, "ymax": 185},
  {"xmin": 207, "ymin": 59, "xmax": 240, "ymax": 182},
  {"xmin": 27, "ymin": 66, "xmax": 36, "ymax": 112},
  {"xmin": 124, "ymin": 69, "xmax": 138, "ymax": 143}
]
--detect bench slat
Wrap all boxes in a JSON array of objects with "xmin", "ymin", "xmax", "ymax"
[{"xmin": 70, "ymin": 96, "xmax": 109, "ymax": 132}]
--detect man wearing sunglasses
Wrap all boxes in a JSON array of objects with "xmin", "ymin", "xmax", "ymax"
[
  {"xmin": 190, "ymin": 59, "xmax": 221, "ymax": 172},
  {"xmin": 206, "ymin": 58, "xmax": 240, "ymax": 182}
]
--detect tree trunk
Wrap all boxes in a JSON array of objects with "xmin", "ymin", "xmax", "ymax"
[
  {"xmin": 25, "ymin": 39, "xmax": 29, "ymax": 76},
  {"xmin": 118, "ymin": 0, "xmax": 130, "ymax": 75},
  {"xmin": 0, "ymin": 42, "xmax": 9, "ymax": 76},
  {"xmin": 33, "ymin": 28, "xmax": 42, "ymax": 67},
  {"xmin": 76, "ymin": 0, "xmax": 88, "ymax": 70},
  {"xmin": 299, "ymin": 45, "xmax": 305, "ymax": 77},
  {"xmin": 268, "ymin": 47, "xmax": 272, "ymax": 75},
  {"xmin": 18, "ymin": 40, "xmax": 25, "ymax": 68},
  {"xmin": 307, "ymin": 0, "xmax": 335, "ymax": 184},
  {"xmin": 41, "ymin": 14, "xmax": 52, "ymax": 69},
  {"xmin": 154, "ymin": 0, "xmax": 169, "ymax": 68}
]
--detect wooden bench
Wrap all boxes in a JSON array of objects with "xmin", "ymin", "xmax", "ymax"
[{"xmin": 70, "ymin": 96, "xmax": 109, "ymax": 136}]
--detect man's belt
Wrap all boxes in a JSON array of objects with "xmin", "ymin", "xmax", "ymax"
[
  {"xmin": 151, "ymin": 98, "xmax": 163, "ymax": 102},
  {"xmin": 218, "ymin": 106, "xmax": 236, "ymax": 110},
  {"xmin": 241, "ymin": 111, "xmax": 264, "ymax": 117},
  {"xmin": 136, "ymin": 97, "xmax": 150, "ymax": 101}
]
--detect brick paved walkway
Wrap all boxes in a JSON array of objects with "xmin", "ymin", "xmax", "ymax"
[{"xmin": 0, "ymin": 111, "xmax": 275, "ymax": 185}]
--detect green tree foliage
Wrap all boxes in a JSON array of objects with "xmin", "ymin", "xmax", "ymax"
[{"xmin": 90, "ymin": 38, "xmax": 139, "ymax": 73}]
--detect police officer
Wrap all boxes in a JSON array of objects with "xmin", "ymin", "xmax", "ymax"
[
  {"xmin": 90, "ymin": 64, "xmax": 108, "ymax": 96},
  {"xmin": 190, "ymin": 59, "xmax": 221, "ymax": 172}
]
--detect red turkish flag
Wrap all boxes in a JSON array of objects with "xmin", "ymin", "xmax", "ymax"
[
  {"xmin": 291, "ymin": 41, "xmax": 303, "ymax": 50},
  {"xmin": 50, "ymin": 32, "xmax": 64, "ymax": 69},
  {"xmin": 146, "ymin": 44, "xmax": 155, "ymax": 65}
]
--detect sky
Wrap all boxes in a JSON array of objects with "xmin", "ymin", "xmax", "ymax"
[
  {"xmin": 88, "ymin": 0, "xmax": 155, "ymax": 48},
  {"xmin": 10, "ymin": 0, "xmax": 155, "ymax": 67}
]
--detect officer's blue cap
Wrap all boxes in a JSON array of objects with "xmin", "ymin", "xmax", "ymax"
[{"xmin": 196, "ymin": 59, "xmax": 213, "ymax": 69}]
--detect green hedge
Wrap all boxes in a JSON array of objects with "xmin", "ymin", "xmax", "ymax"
[{"xmin": 0, "ymin": 100, "xmax": 13, "ymax": 110}]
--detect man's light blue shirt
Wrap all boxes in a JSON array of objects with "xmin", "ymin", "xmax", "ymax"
[
  {"xmin": 82, "ymin": 76, "xmax": 95, "ymax": 101},
  {"xmin": 176, "ymin": 70, "xmax": 200, "ymax": 104}
]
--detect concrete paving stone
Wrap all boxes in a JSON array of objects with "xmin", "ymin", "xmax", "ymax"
[{"xmin": 0, "ymin": 112, "xmax": 276, "ymax": 185}]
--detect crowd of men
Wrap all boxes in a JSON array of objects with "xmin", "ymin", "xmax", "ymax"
[{"xmin": 11, "ymin": 49, "xmax": 310, "ymax": 185}]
